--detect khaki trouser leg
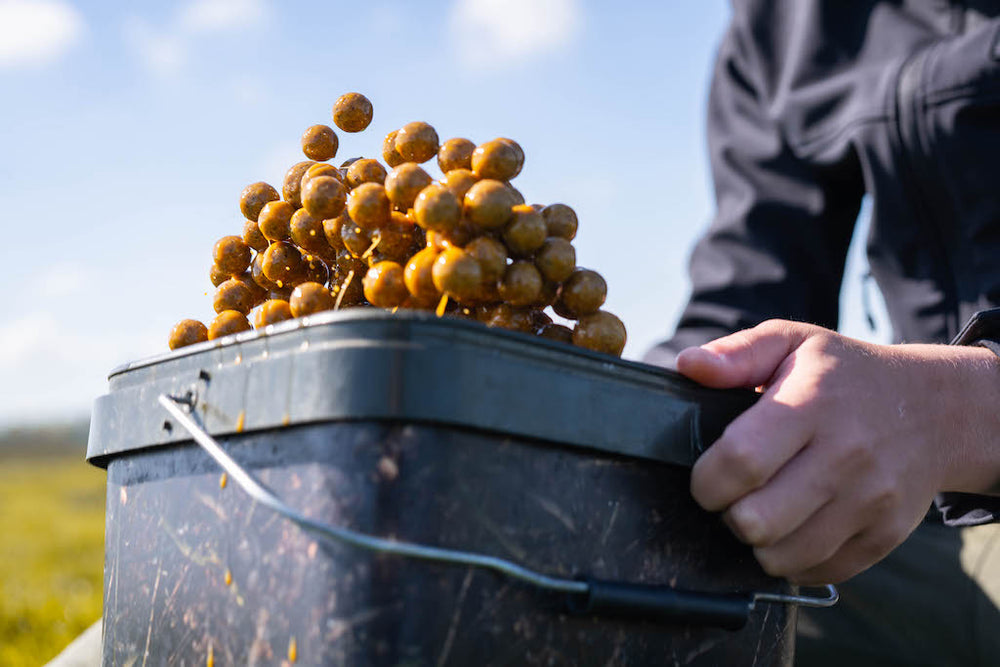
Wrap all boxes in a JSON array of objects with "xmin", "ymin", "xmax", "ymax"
[{"xmin": 795, "ymin": 520, "xmax": 1000, "ymax": 667}]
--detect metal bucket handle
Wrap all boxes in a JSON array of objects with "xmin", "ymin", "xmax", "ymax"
[{"xmin": 159, "ymin": 393, "xmax": 837, "ymax": 631}]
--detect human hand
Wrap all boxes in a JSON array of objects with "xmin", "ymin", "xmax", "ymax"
[{"xmin": 676, "ymin": 320, "xmax": 1000, "ymax": 584}]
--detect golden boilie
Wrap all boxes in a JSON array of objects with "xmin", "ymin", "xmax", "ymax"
[
  {"xmin": 168, "ymin": 319, "xmax": 208, "ymax": 350},
  {"xmin": 394, "ymin": 121, "xmax": 439, "ymax": 164},
  {"xmin": 363, "ymin": 261, "xmax": 409, "ymax": 308},
  {"xmin": 385, "ymin": 163, "xmax": 432, "ymax": 211},
  {"xmin": 290, "ymin": 281, "xmax": 336, "ymax": 317},
  {"xmin": 382, "ymin": 130, "xmax": 405, "ymax": 168},
  {"xmin": 432, "ymin": 247, "xmax": 483, "ymax": 303},
  {"xmin": 301, "ymin": 175, "xmax": 347, "ymax": 220},
  {"xmin": 498, "ymin": 138, "xmax": 524, "ymax": 178},
  {"xmin": 251, "ymin": 252, "xmax": 277, "ymax": 290},
  {"xmin": 499, "ymin": 261, "xmax": 543, "ymax": 307},
  {"xmin": 346, "ymin": 158, "xmax": 388, "ymax": 188},
  {"xmin": 232, "ymin": 271, "xmax": 268, "ymax": 308},
  {"xmin": 242, "ymin": 219, "xmax": 269, "ymax": 253},
  {"xmin": 282, "ymin": 161, "xmax": 316, "ymax": 209},
  {"xmin": 340, "ymin": 220, "xmax": 372, "ymax": 258},
  {"xmin": 213, "ymin": 236, "xmax": 252, "ymax": 276},
  {"xmin": 464, "ymin": 179, "xmax": 516, "ymax": 231},
  {"xmin": 210, "ymin": 264, "xmax": 230, "ymax": 287},
  {"xmin": 173, "ymin": 92, "xmax": 625, "ymax": 356},
  {"xmin": 289, "ymin": 208, "xmax": 329, "ymax": 252},
  {"xmin": 258, "ymin": 200, "xmax": 295, "ymax": 242},
  {"xmin": 534, "ymin": 237, "xmax": 576, "ymax": 284},
  {"xmin": 208, "ymin": 311, "xmax": 252, "ymax": 340},
  {"xmin": 347, "ymin": 183, "xmax": 391, "ymax": 230},
  {"xmin": 213, "ymin": 279, "xmax": 254, "ymax": 315},
  {"xmin": 471, "ymin": 139, "xmax": 521, "ymax": 181},
  {"xmin": 539, "ymin": 322, "xmax": 573, "ymax": 344},
  {"xmin": 414, "ymin": 184, "xmax": 461, "ymax": 233},
  {"xmin": 301, "ymin": 162, "xmax": 344, "ymax": 187},
  {"xmin": 542, "ymin": 203, "xmax": 578, "ymax": 241},
  {"xmin": 239, "ymin": 182, "xmax": 279, "ymax": 221},
  {"xmin": 440, "ymin": 169, "xmax": 478, "ymax": 201},
  {"xmin": 464, "ymin": 236, "xmax": 507, "ymax": 285},
  {"xmin": 573, "ymin": 311, "xmax": 627, "ymax": 356},
  {"xmin": 438, "ymin": 138, "xmax": 476, "ymax": 173},
  {"xmin": 482, "ymin": 303, "xmax": 534, "ymax": 333},
  {"xmin": 404, "ymin": 247, "xmax": 441, "ymax": 302},
  {"xmin": 556, "ymin": 269, "xmax": 606, "ymax": 318},
  {"xmin": 333, "ymin": 92, "xmax": 374, "ymax": 133},
  {"xmin": 322, "ymin": 212, "xmax": 348, "ymax": 252},
  {"xmin": 502, "ymin": 205, "xmax": 547, "ymax": 257},
  {"xmin": 374, "ymin": 211, "xmax": 419, "ymax": 260},
  {"xmin": 301, "ymin": 124, "xmax": 339, "ymax": 162},
  {"xmin": 262, "ymin": 241, "xmax": 306, "ymax": 287},
  {"xmin": 255, "ymin": 299, "xmax": 293, "ymax": 328}
]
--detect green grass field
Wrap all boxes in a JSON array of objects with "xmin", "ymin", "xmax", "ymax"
[{"xmin": 0, "ymin": 452, "xmax": 105, "ymax": 665}]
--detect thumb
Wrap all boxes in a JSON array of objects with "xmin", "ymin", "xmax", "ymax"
[{"xmin": 675, "ymin": 321, "xmax": 811, "ymax": 389}]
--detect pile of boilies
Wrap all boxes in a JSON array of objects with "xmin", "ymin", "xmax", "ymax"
[{"xmin": 169, "ymin": 93, "xmax": 627, "ymax": 356}]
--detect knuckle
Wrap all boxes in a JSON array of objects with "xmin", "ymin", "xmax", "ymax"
[
  {"xmin": 718, "ymin": 436, "xmax": 769, "ymax": 489},
  {"xmin": 808, "ymin": 328, "xmax": 837, "ymax": 348},
  {"xmin": 690, "ymin": 459, "xmax": 728, "ymax": 511},
  {"xmin": 757, "ymin": 319, "xmax": 791, "ymax": 336},
  {"xmin": 760, "ymin": 318, "xmax": 816, "ymax": 340},
  {"xmin": 725, "ymin": 329, "xmax": 757, "ymax": 360},
  {"xmin": 867, "ymin": 477, "xmax": 903, "ymax": 515},
  {"xmin": 808, "ymin": 358, "xmax": 844, "ymax": 394},
  {"xmin": 830, "ymin": 434, "xmax": 876, "ymax": 473},
  {"xmin": 729, "ymin": 503, "xmax": 772, "ymax": 546}
]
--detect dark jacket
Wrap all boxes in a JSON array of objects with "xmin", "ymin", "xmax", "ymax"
[
  {"xmin": 645, "ymin": 0, "xmax": 1000, "ymax": 363},
  {"xmin": 644, "ymin": 0, "xmax": 1000, "ymax": 522}
]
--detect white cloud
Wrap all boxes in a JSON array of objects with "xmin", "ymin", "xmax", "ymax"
[
  {"xmin": 0, "ymin": 307, "xmax": 165, "ymax": 424},
  {"xmin": 125, "ymin": 0, "xmax": 268, "ymax": 77},
  {"xmin": 0, "ymin": 0, "xmax": 85, "ymax": 69},
  {"xmin": 179, "ymin": 0, "xmax": 268, "ymax": 33},
  {"xmin": 449, "ymin": 0, "xmax": 582, "ymax": 68}
]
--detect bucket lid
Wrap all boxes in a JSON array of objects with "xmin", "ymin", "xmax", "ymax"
[{"xmin": 87, "ymin": 310, "xmax": 755, "ymax": 468}]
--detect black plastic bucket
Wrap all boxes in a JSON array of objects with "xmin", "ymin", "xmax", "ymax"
[{"xmin": 88, "ymin": 310, "xmax": 801, "ymax": 665}]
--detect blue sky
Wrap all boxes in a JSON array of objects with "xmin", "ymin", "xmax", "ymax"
[{"xmin": 0, "ymin": 0, "xmax": 888, "ymax": 426}]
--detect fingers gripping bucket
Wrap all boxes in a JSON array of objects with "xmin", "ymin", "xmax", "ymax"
[{"xmin": 88, "ymin": 310, "xmax": 834, "ymax": 665}]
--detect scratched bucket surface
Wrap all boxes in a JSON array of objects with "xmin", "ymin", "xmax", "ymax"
[{"xmin": 88, "ymin": 310, "xmax": 795, "ymax": 666}]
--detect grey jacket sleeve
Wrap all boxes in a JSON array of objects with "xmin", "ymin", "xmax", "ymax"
[{"xmin": 643, "ymin": 20, "xmax": 864, "ymax": 368}]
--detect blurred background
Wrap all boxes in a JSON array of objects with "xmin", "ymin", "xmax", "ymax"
[{"xmin": 0, "ymin": 0, "xmax": 888, "ymax": 662}]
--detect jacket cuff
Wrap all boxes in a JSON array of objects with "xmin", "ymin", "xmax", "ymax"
[
  {"xmin": 938, "ymin": 308, "xmax": 1000, "ymax": 526},
  {"xmin": 934, "ymin": 492, "xmax": 1000, "ymax": 526}
]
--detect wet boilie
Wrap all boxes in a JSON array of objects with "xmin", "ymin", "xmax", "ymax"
[{"xmin": 168, "ymin": 93, "xmax": 626, "ymax": 357}]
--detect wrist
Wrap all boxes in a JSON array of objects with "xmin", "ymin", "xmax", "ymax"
[{"xmin": 920, "ymin": 344, "xmax": 1000, "ymax": 495}]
